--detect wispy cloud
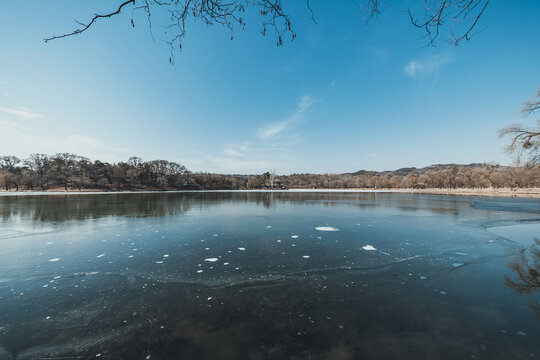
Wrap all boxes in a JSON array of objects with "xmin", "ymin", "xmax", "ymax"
[
  {"xmin": 0, "ymin": 106, "xmax": 43, "ymax": 120},
  {"xmin": 258, "ymin": 95, "xmax": 316, "ymax": 140},
  {"xmin": 0, "ymin": 119, "xmax": 130, "ymax": 162},
  {"xmin": 404, "ymin": 55, "xmax": 452, "ymax": 77},
  {"xmin": 223, "ymin": 143, "xmax": 249, "ymax": 157}
]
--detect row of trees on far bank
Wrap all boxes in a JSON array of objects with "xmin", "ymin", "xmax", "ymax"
[{"xmin": 1, "ymin": 154, "xmax": 539, "ymax": 192}]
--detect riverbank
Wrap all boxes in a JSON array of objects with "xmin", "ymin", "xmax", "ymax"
[{"xmin": 1, "ymin": 188, "xmax": 540, "ymax": 198}]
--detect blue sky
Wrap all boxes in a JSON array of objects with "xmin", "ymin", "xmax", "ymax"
[{"xmin": 0, "ymin": 1, "xmax": 539, "ymax": 174}]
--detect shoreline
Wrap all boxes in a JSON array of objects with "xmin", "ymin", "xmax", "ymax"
[{"xmin": 1, "ymin": 188, "xmax": 540, "ymax": 198}]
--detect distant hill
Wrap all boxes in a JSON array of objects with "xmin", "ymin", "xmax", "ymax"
[{"xmin": 349, "ymin": 163, "xmax": 486, "ymax": 176}]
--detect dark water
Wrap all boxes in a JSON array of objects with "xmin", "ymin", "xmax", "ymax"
[{"xmin": 0, "ymin": 192, "xmax": 539, "ymax": 359}]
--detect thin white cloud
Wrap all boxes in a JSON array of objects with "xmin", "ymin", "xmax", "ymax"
[
  {"xmin": 404, "ymin": 55, "xmax": 452, "ymax": 77},
  {"xmin": 258, "ymin": 95, "xmax": 316, "ymax": 140},
  {"xmin": 223, "ymin": 143, "xmax": 250, "ymax": 157},
  {"xmin": 0, "ymin": 119, "xmax": 129, "ymax": 162},
  {"xmin": 0, "ymin": 106, "xmax": 43, "ymax": 120}
]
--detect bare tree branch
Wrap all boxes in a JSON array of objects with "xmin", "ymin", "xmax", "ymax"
[
  {"xmin": 44, "ymin": 0, "xmax": 136, "ymax": 42},
  {"xmin": 406, "ymin": 0, "xmax": 489, "ymax": 46},
  {"xmin": 502, "ymin": 87, "xmax": 540, "ymax": 165}
]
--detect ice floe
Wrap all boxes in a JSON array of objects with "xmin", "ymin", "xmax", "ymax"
[
  {"xmin": 302, "ymin": 255, "xmax": 310, "ymax": 259},
  {"xmin": 315, "ymin": 226, "xmax": 339, "ymax": 232},
  {"xmin": 362, "ymin": 245, "xmax": 376, "ymax": 251},
  {"xmin": 204, "ymin": 258, "xmax": 218, "ymax": 262},
  {"xmin": 291, "ymin": 235, "xmax": 299, "ymax": 239},
  {"xmin": 238, "ymin": 247, "xmax": 246, "ymax": 251},
  {"xmin": 97, "ymin": 254, "xmax": 105, "ymax": 258},
  {"xmin": 48, "ymin": 258, "xmax": 60, "ymax": 262}
]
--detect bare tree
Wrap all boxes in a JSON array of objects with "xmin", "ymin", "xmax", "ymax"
[
  {"xmin": 0, "ymin": 156, "xmax": 21, "ymax": 172},
  {"xmin": 44, "ymin": 0, "xmax": 489, "ymax": 59},
  {"xmin": 501, "ymin": 87, "xmax": 540, "ymax": 164},
  {"xmin": 24, "ymin": 154, "xmax": 50, "ymax": 190}
]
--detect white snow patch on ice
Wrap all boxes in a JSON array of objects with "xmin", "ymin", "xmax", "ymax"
[
  {"xmin": 315, "ymin": 226, "xmax": 339, "ymax": 232},
  {"xmin": 291, "ymin": 235, "xmax": 299, "ymax": 239},
  {"xmin": 362, "ymin": 245, "xmax": 376, "ymax": 251},
  {"xmin": 302, "ymin": 255, "xmax": 310, "ymax": 259},
  {"xmin": 204, "ymin": 258, "xmax": 218, "ymax": 262},
  {"xmin": 238, "ymin": 247, "xmax": 246, "ymax": 251}
]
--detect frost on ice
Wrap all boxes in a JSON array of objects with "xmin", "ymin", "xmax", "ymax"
[{"xmin": 315, "ymin": 226, "xmax": 339, "ymax": 232}]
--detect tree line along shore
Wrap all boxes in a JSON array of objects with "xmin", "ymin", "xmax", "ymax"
[{"xmin": 1, "ymin": 154, "xmax": 539, "ymax": 193}]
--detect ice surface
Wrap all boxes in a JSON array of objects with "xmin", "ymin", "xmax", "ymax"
[{"xmin": 362, "ymin": 245, "xmax": 376, "ymax": 251}]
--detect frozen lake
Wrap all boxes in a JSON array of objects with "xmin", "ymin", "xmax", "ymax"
[{"xmin": 0, "ymin": 192, "xmax": 539, "ymax": 359}]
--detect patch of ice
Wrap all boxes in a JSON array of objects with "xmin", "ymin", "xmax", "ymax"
[
  {"xmin": 97, "ymin": 254, "xmax": 105, "ymax": 258},
  {"xmin": 266, "ymin": 226, "xmax": 272, "ymax": 229},
  {"xmin": 277, "ymin": 240, "xmax": 282, "ymax": 243},
  {"xmin": 223, "ymin": 262, "xmax": 229, "ymax": 265},
  {"xmin": 204, "ymin": 258, "xmax": 218, "ymax": 262},
  {"xmin": 291, "ymin": 235, "xmax": 299, "ymax": 239},
  {"xmin": 517, "ymin": 331, "xmax": 527, "ymax": 336},
  {"xmin": 163, "ymin": 254, "xmax": 169, "ymax": 258},
  {"xmin": 315, "ymin": 226, "xmax": 339, "ymax": 232},
  {"xmin": 419, "ymin": 275, "xmax": 427, "ymax": 280},
  {"xmin": 302, "ymin": 255, "xmax": 310, "ymax": 259},
  {"xmin": 156, "ymin": 261, "xmax": 164, "ymax": 264},
  {"xmin": 238, "ymin": 247, "xmax": 245, "ymax": 251},
  {"xmin": 45, "ymin": 242, "xmax": 54, "ymax": 245},
  {"xmin": 452, "ymin": 263, "xmax": 464, "ymax": 268},
  {"xmin": 197, "ymin": 270, "xmax": 203, "ymax": 273},
  {"xmin": 48, "ymin": 258, "xmax": 60, "ymax": 262},
  {"xmin": 440, "ymin": 291, "xmax": 447, "ymax": 295},
  {"xmin": 362, "ymin": 245, "xmax": 376, "ymax": 251}
]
